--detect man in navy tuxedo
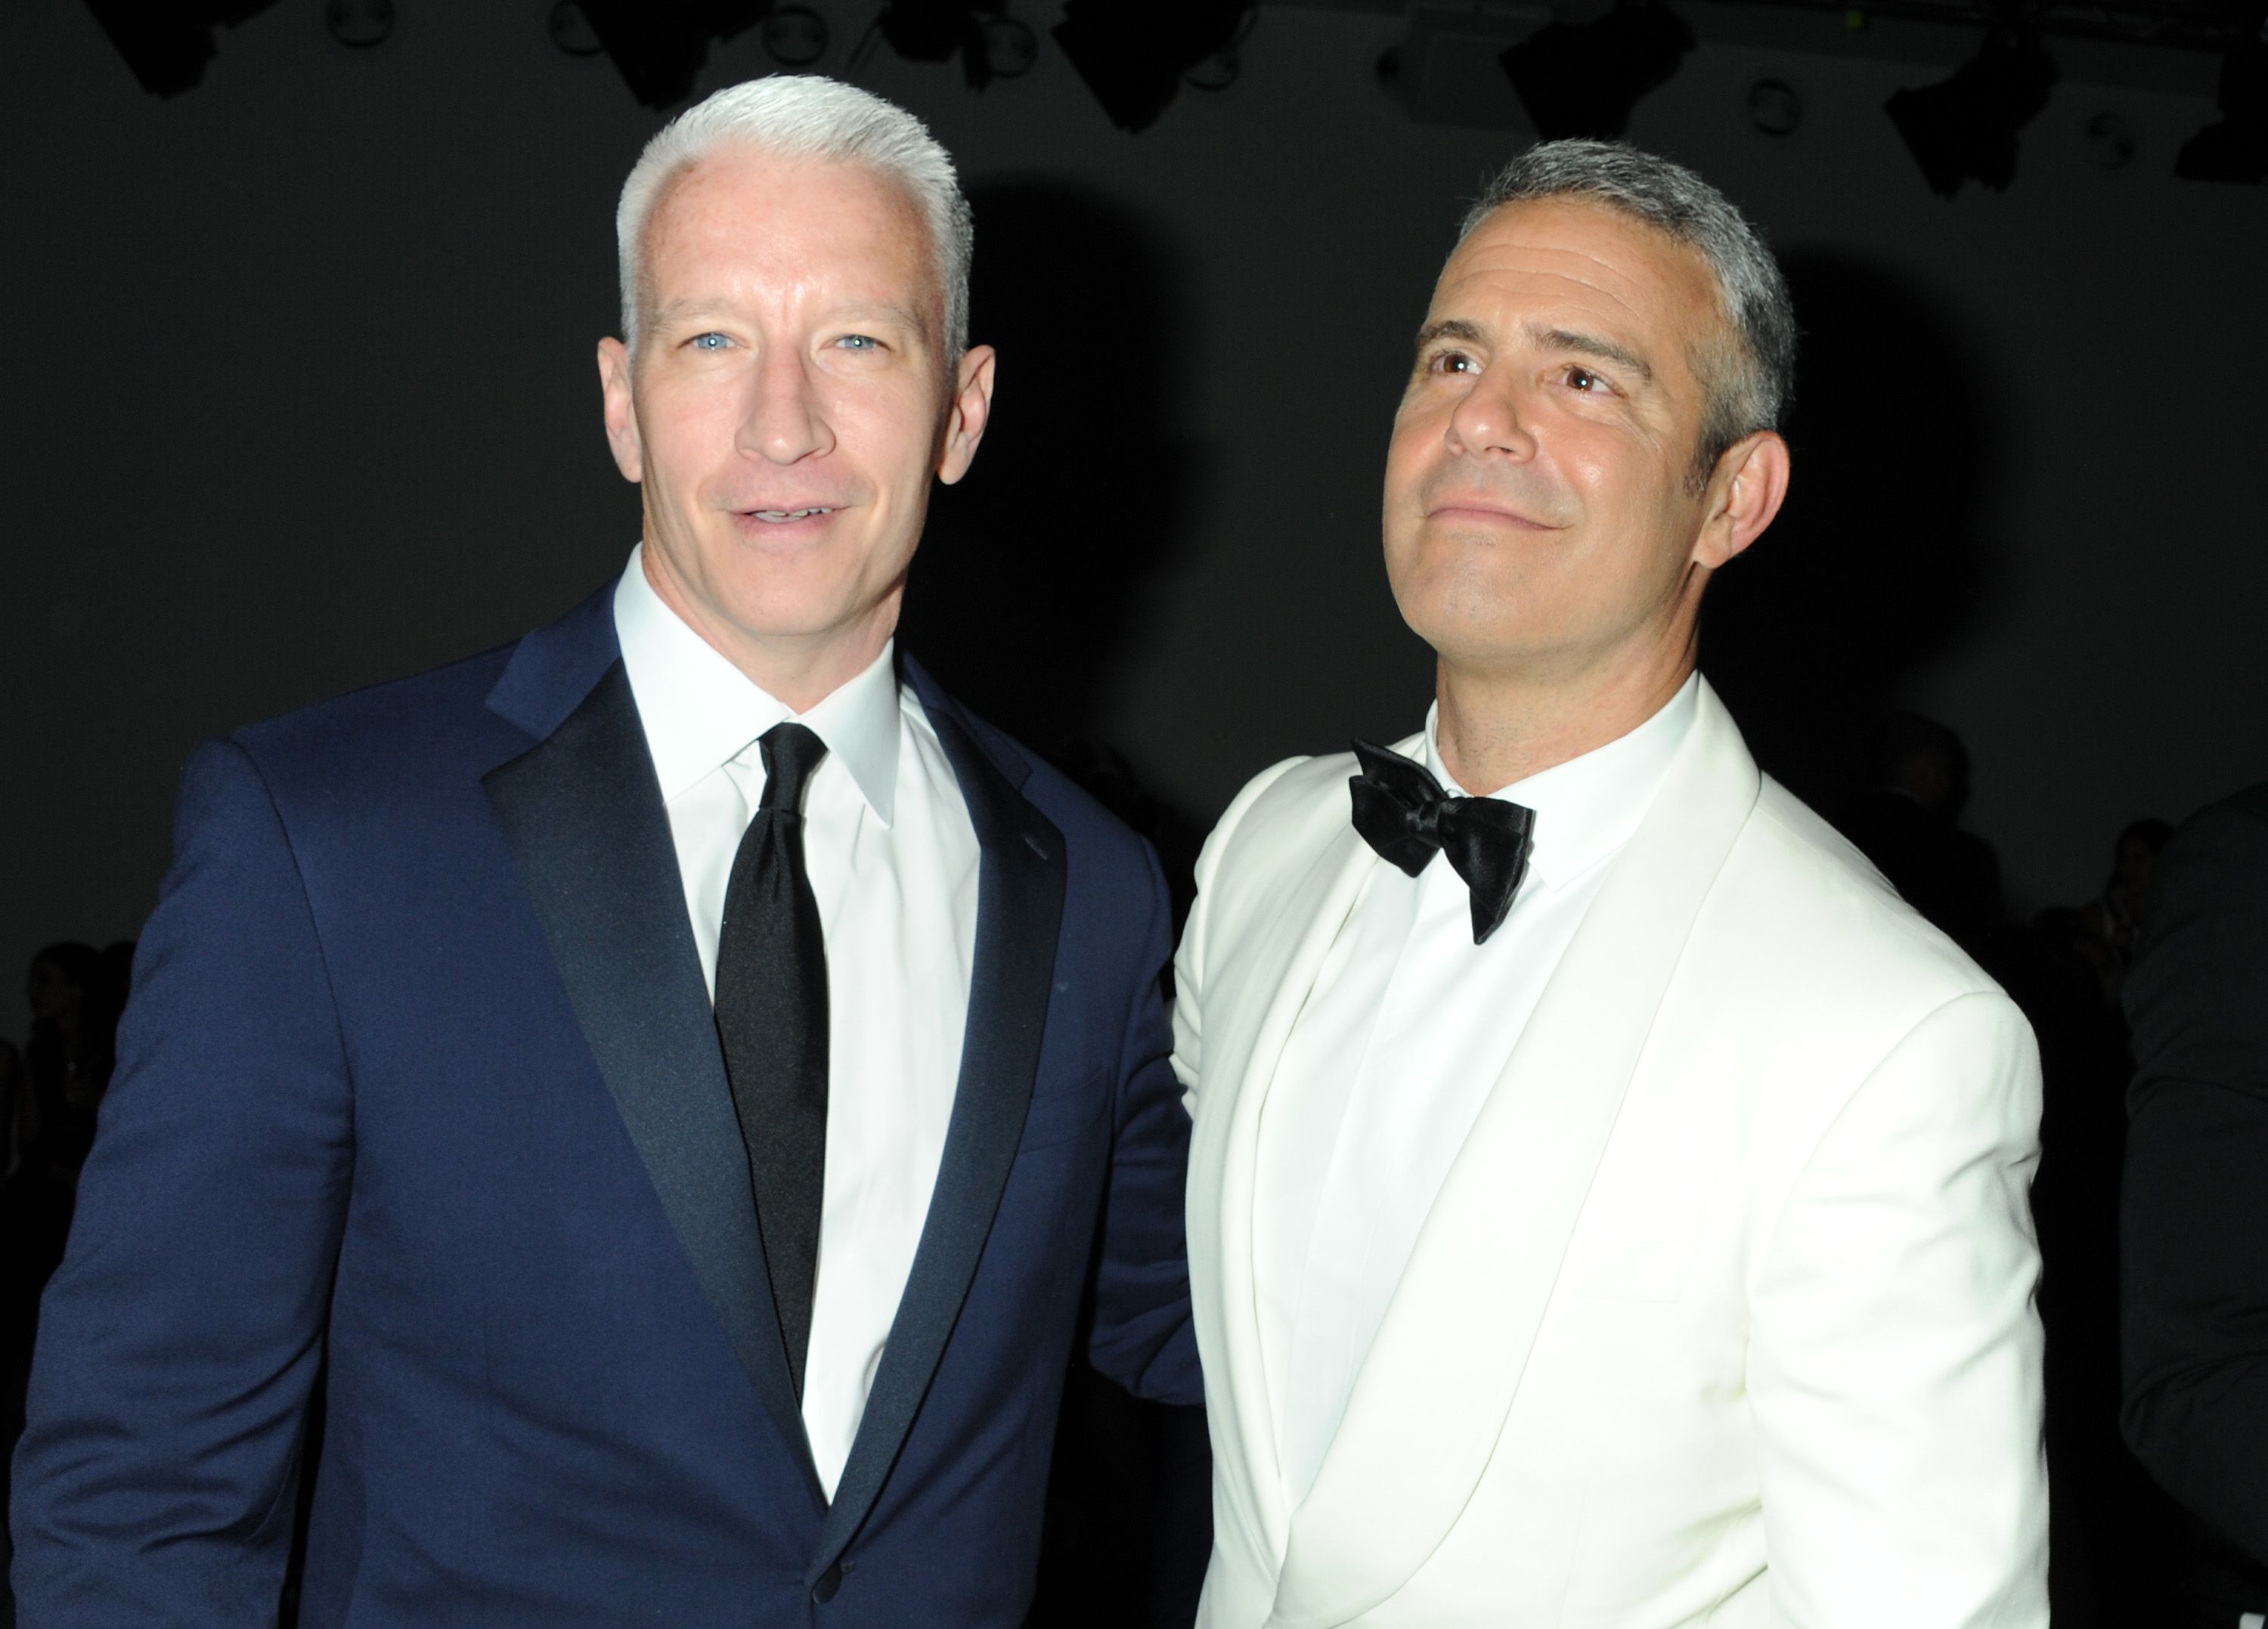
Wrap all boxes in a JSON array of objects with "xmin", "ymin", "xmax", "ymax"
[{"xmin": 10, "ymin": 76, "xmax": 1198, "ymax": 1627}]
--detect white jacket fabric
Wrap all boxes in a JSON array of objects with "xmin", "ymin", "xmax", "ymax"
[{"xmin": 1172, "ymin": 678, "xmax": 2048, "ymax": 1629}]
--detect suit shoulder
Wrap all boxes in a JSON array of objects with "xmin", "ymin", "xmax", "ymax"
[
  {"xmin": 1732, "ymin": 776, "xmax": 2006, "ymax": 1009},
  {"xmin": 1219, "ymin": 751, "xmax": 1342, "ymax": 845},
  {"xmin": 227, "ymin": 642, "xmax": 522, "ymax": 800},
  {"xmin": 931, "ymin": 704, "xmax": 1157, "ymax": 879}
]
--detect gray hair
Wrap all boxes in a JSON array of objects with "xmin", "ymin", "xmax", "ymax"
[
  {"xmin": 1459, "ymin": 140, "xmax": 1796, "ymax": 482},
  {"xmin": 615, "ymin": 75, "xmax": 973, "ymax": 364}
]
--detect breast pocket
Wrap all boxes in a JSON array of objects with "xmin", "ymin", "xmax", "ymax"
[{"xmin": 1017, "ymin": 1067, "xmax": 1111, "ymax": 1154}]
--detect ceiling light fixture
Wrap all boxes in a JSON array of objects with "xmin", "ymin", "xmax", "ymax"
[
  {"xmin": 573, "ymin": 0, "xmax": 770, "ymax": 109},
  {"xmin": 2174, "ymin": 21, "xmax": 2267, "ymax": 183},
  {"xmin": 1883, "ymin": 23, "xmax": 2059, "ymax": 197},
  {"xmin": 1054, "ymin": 0, "xmax": 1256, "ymax": 131},
  {"xmin": 80, "ymin": 0, "xmax": 281, "ymax": 96},
  {"xmin": 1501, "ymin": 0, "xmax": 1696, "ymax": 142}
]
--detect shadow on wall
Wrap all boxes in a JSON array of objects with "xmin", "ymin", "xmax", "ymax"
[
  {"xmin": 901, "ymin": 180, "xmax": 1202, "ymax": 758},
  {"xmin": 1702, "ymin": 252, "xmax": 2009, "ymax": 808},
  {"xmin": 903, "ymin": 182, "xmax": 1213, "ymax": 1628}
]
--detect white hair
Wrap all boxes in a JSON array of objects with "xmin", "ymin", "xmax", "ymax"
[{"xmin": 614, "ymin": 75, "xmax": 973, "ymax": 364}]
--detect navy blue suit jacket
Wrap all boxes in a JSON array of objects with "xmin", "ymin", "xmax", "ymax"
[{"xmin": 10, "ymin": 587, "xmax": 1201, "ymax": 1626}]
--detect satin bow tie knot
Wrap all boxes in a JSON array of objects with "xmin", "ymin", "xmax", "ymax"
[{"xmin": 1348, "ymin": 738, "xmax": 1537, "ymax": 945}]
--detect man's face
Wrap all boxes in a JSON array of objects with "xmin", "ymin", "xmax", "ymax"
[
  {"xmin": 1383, "ymin": 197, "xmax": 1755, "ymax": 686},
  {"xmin": 599, "ymin": 147, "xmax": 991, "ymax": 679}
]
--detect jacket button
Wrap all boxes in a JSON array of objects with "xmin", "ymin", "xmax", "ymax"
[{"xmin": 812, "ymin": 1562, "xmax": 843, "ymax": 1605}]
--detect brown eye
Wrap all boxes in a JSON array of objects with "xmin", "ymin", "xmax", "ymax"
[{"xmin": 1567, "ymin": 366, "xmax": 1600, "ymax": 392}]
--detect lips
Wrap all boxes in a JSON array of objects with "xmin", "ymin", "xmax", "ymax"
[
  {"xmin": 745, "ymin": 506, "xmax": 839, "ymax": 523},
  {"xmin": 1427, "ymin": 500, "xmax": 1555, "ymax": 529}
]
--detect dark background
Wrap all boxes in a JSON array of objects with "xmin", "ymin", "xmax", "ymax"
[
  {"xmin": 5, "ymin": 1, "xmax": 2264, "ymax": 1622},
  {"xmin": 6, "ymin": 0, "xmax": 2266, "ymax": 993}
]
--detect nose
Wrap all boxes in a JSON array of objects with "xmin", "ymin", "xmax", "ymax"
[
  {"xmin": 736, "ymin": 344, "xmax": 834, "ymax": 466},
  {"xmin": 1443, "ymin": 368, "xmax": 1538, "ymax": 463}
]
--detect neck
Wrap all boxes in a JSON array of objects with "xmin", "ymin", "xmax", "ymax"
[
  {"xmin": 642, "ymin": 547, "xmax": 897, "ymax": 714},
  {"xmin": 1433, "ymin": 641, "xmax": 1696, "ymax": 797}
]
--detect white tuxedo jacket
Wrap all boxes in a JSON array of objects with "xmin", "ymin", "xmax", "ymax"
[{"xmin": 1173, "ymin": 680, "xmax": 2047, "ymax": 1628}]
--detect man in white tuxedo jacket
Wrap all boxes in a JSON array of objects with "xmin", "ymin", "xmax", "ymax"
[{"xmin": 1172, "ymin": 141, "xmax": 2047, "ymax": 1627}]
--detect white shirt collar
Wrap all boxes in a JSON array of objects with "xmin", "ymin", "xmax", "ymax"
[
  {"xmin": 612, "ymin": 545, "xmax": 903, "ymax": 824},
  {"xmin": 1421, "ymin": 673, "xmax": 1699, "ymax": 892}
]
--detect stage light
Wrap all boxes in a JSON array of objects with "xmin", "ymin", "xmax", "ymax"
[
  {"xmin": 879, "ymin": 0, "xmax": 977, "ymax": 64},
  {"xmin": 764, "ymin": 5, "xmax": 828, "ymax": 67},
  {"xmin": 549, "ymin": 1, "xmax": 604, "ymax": 57},
  {"xmin": 978, "ymin": 16, "xmax": 1040, "ymax": 79},
  {"xmin": 1883, "ymin": 25, "xmax": 2058, "ymax": 197},
  {"xmin": 869, "ymin": 2, "xmax": 1036, "ymax": 88},
  {"xmin": 81, "ymin": 0, "xmax": 281, "ymax": 97},
  {"xmin": 574, "ymin": 0, "xmax": 772, "ymax": 109},
  {"xmin": 2174, "ymin": 25, "xmax": 2266, "ymax": 183},
  {"xmin": 325, "ymin": 0, "xmax": 392, "ymax": 49},
  {"xmin": 1500, "ymin": 0, "xmax": 1696, "ymax": 142},
  {"xmin": 1053, "ymin": 0, "xmax": 1256, "ymax": 132},
  {"xmin": 1748, "ymin": 76, "xmax": 1803, "ymax": 137},
  {"xmin": 2083, "ymin": 109, "xmax": 2136, "ymax": 169}
]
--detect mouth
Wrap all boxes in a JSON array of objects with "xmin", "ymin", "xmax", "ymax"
[
  {"xmin": 1427, "ymin": 502, "xmax": 1557, "ymax": 531},
  {"xmin": 744, "ymin": 506, "xmax": 840, "ymax": 524}
]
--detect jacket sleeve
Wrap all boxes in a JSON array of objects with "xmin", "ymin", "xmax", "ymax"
[
  {"xmin": 10, "ymin": 738, "xmax": 355, "ymax": 1627},
  {"xmin": 1083, "ymin": 840, "xmax": 1203, "ymax": 1408},
  {"xmin": 1170, "ymin": 755, "xmax": 1306, "ymax": 1120},
  {"xmin": 1747, "ymin": 989, "xmax": 2049, "ymax": 1627},
  {"xmin": 2121, "ymin": 794, "xmax": 2268, "ymax": 1566}
]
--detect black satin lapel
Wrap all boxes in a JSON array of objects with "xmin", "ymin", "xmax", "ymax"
[
  {"xmin": 813, "ymin": 703, "xmax": 1066, "ymax": 1566},
  {"xmin": 482, "ymin": 661, "xmax": 820, "ymax": 1500}
]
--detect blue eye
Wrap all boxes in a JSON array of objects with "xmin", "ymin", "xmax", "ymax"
[
  {"xmin": 838, "ymin": 334, "xmax": 878, "ymax": 351},
  {"xmin": 691, "ymin": 333, "xmax": 730, "ymax": 352}
]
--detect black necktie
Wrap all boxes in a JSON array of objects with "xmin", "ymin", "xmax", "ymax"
[
  {"xmin": 714, "ymin": 721, "xmax": 830, "ymax": 1401},
  {"xmin": 1349, "ymin": 738, "xmax": 1537, "ymax": 945}
]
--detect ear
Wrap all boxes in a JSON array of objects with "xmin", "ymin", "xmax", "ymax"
[
  {"xmin": 598, "ymin": 336, "xmax": 643, "ymax": 483},
  {"xmin": 936, "ymin": 343, "xmax": 998, "ymax": 486},
  {"xmin": 1693, "ymin": 429, "xmax": 1789, "ymax": 569}
]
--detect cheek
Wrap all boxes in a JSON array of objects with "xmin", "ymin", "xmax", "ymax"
[
  {"xmin": 826, "ymin": 386, "xmax": 947, "ymax": 494},
  {"xmin": 1384, "ymin": 400, "xmax": 1442, "ymax": 488},
  {"xmin": 639, "ymin": 394, "xmax": 740, "ymax": 491}
]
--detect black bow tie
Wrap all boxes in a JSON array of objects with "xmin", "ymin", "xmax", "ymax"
[{"xmin": 1348, "ymin": 739, "xmax": 1537, "ymax": 945}]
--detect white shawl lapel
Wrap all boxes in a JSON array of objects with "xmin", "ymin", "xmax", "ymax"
[
  {"xmin": 1267, "ymin": 680, "xmax": 1762, "ymax": 1627},
  {"xmin": 1188, "ymin": 742, "xmax": 1414, "ymax": 1581}
]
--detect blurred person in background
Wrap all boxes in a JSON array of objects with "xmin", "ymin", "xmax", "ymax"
[
  {"xmin": 3, "ymin": 943, "xmax": 124, "ymax": 1629},
  {"xmin": 2122, "ymin": 782, "xmax": 2268, "ymax": 1627},
  {"xmin": 1834, "ymin": 710, "xmax": 2003, "ymax": 959}
]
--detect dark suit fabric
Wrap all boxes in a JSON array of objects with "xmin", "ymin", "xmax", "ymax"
[
  {"xmin": 9, "ymin": 587, "xmax": 1199, "ymax": 1627},
  {"xmin": 2122, "ymin": 781, "xmax": 2268, "ymax": 1596}
]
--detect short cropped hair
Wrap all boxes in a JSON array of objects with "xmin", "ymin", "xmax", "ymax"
[
  {"xmin": 615, "ymin": 75, "xmax": 974, "ymax": 364},
  {"xmin": 1460, "ymin": 140, "xmax": 1797, "ymax": 483}
]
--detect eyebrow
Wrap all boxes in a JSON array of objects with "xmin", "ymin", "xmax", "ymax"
[
  {"xmin": 1414, "ymin": 317, "xmax": 1486, "ymax": 352},
  {"xmin": 1413, "ymin": 316, "xmax": 1657, "ymax": 387},
  {"xmin": 1526, "ymin": 322, "xmax": 1656, "ymax": 385},
  {"xmin": 646, "ymin": 297, "xmax": 934, "ymax": 339},
  {"xmin": 647, "ymin": 296, "xmax": 739, "ymax": 329}
]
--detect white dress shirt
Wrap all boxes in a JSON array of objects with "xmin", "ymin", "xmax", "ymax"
[
  {"xmin": 612, "ymin": 547, "xmax": 980, "ymax": 1500},
  {"xmin": 1253, "ymin": 676, "xmax": 1699, "ymax": 1505}
]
